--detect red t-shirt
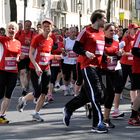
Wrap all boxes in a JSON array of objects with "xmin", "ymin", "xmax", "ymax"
[
  {"xmin": 50, "ymin": 41, "xmax": 64, "ymax": 67},
  {"xmin": 15, "ymin": 30, "xmax": 36, "ymax": 57},
  {"xmin": 29, "ymin": 34, "xmax": 53, "ymax": 70},
  {"xmin": 0, "ymin": 36, "xmax": 21, "ymax": 73},
  {"xmin": 76, "ymin": 26, "xmax": 105, "ymax": 69},
  {"xmin": 101, "ymin": 39, "xmax": 119, "ymax": 70},
  {"xmin": 120, "ymin": 35, "xmax": 135, "ymax": 65},
  {"xmin": 132, "ymin": 31, "xmax": 140, "ymax": 73}
]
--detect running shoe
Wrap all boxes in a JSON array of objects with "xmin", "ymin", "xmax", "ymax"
[
  {"xmin": 0, "ymin": 116, "xmax": 9, "ymax": 124},
  {"xmin": 47, "ymin": 94, "xmax": 54, "ymax": 102},
  {"xmin": 69, "ymin": 87, "xmax": 75, "ymax": 96},
  {"xmin": 128, "ymin": 117, "xmax": 140, "ymax": 126},
  {"xmin": 42, "ymin": 101, "xmax": 49, "ymax": 108},
  {"xmin": 64, "ymin": 90, "xmax": 70, "ymax": 96},
  {"xmin": 32, "ymin": 112, "xmax": 44, "ymax": 122},
  {"xmin": 55, "ymin": 82, "xmax": 60, "ymax": 89},
  {"xmin": 16, "ymin": 97, "xmax": 26, "ymax": 112},
  {"xmin": 111, "ymin": 111, "xmax": 124, "ymax": 119},
  {"xmin": 63, "ymin": 107, "xmax": 72, "ymax": 126},
  {"xmin": 103, "ymin": 119, "xmax": 115, "ymax": 128},
  {"xmin": 91, "ymin": 124, "xmax": 108, "ymax": 133}
]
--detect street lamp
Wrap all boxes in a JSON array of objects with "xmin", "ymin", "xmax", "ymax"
[{"xmin": 77, "ymin": 0, "xmax": 82, "ymax": 31}]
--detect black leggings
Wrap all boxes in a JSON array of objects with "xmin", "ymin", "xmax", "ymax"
[
  {"xmin": 121, "ymin": 64, "xmax": 134, "ymax": 90},
  {"xmin": 50, "ymin": 66, "xmax": 61, "ymax": 85},
  {"xmin": 62, "ymin": 63, "xmax": 77, "ymax": 82},
  {"xmin": 30, "ymin": 69, "xmax": 51, "ymax": 99},
  {"xmin": 104, "ymin": 69, "xmax": 124, "ymax": 109},
  {"xmin": 76, "ymin": 62, "xmax": 83, "ymax": 86},
  {"xmin": 0, "ymin": 70, "xmax": 17, "ymax": 99},
  {"xmin": 65, "ymin": 66, "xmax": 103, "ymax": 127}
]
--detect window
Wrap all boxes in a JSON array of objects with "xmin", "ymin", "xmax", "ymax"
[
  {"xmin": 71, "ymin": 0, "xmax": 77, "ymax": 13},
  {"xmin": 90, "ymin": 0, "xmax": 93, "ymax": 12},
  {"xmin": 120, "ymin": 0, "xmax": 123, "ymax": 8},
  {"xmin": 33, "ymin": 0, "xmax": 41, "ymax": 8}
]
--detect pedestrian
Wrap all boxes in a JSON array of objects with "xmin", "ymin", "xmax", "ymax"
[
  {"xmin": 15, "ymin": 20, "xmax": 36, "ymax": 96},
  {"xmin": 63, "ymin": 9, "xmax": 108, "ymax": 133},
  {"xmin": 0, "ymin": 22, "xmax": 21, "ymax": 123},
  {"xmin": 128, "ymin": 30, "xmax": 140, "ymax": 126},
  {"xmin": 62, "ymin": 27, "xmax": 78, "ymax": 96},
  {"xmin": 101, "ymin": 23, "xmax": 122, "ymax": 128},
  {"xmin": 17, "ymin": 18, "xmax": 61, "ymax": 121}
]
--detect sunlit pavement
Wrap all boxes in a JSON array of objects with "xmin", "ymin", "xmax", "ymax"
[{"xmin": 0, "ymin": 86, "xmax": 139, "ymax": 140}]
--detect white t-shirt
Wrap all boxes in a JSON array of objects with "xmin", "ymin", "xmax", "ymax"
[{"xmin": 63, "ymin": 37, "xmax": 77, "ymax": 65}]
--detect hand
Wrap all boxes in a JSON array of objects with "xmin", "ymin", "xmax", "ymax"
[
  {"xmin": 35, "ymin": 66, "xmax": 42, "ymax": 77},
  {"xmin": 116, "ymin": 51, "xmax": 122, "ymax": 57},
  {"xmin": 19, "ymin": 53, "xmax": 25, "ymax": 60},
  {"xmin": 85, "ymin": 51, "xmax": 95, "ymax": 59},
  {"xmin": 61, "ymin": 49, "xmax": 67, "ymax": 56}
]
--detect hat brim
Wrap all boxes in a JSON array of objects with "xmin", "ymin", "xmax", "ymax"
[{"xmin": 42, "ymin": 19, "xmax": 53, "ymax": 25}]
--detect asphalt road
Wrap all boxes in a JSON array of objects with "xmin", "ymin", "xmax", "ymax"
[{"xmin": 0, "ymin": 86, "xmax": 140, "ymax": 140}]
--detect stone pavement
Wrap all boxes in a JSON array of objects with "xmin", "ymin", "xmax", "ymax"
[{"xmin": 0, "ymin": 86, "xmax": 140, "ymax": 140}]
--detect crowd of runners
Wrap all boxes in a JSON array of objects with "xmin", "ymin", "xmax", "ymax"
[{"xmin": 0, "ymin": 9, "xmax": 140, "ymax": 134}]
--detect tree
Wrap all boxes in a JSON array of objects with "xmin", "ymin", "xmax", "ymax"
[
  {"xmin": 106, "ymin": 0, "xmax": 113, "ymax": 22},
  {"xmin": 9, "ymin": 0, "xmax": 17, "ymax": 22}
]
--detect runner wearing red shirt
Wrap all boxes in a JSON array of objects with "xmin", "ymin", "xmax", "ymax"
[
  {"xmin": 128, "ymin": 30, "xmax": 140, "ymax": 126},
  {"xmin": 121, "ymin": 23, "xmax": 138, "ymax": 104},
  {"xmin": 101, "ymin": 23, "xmax": 122, "ymax": 128},
  {"xmin": 0, "ymin": 22, "xmax": 21, "ymax": 123},
  {"xmin": 63, "ymin": 9, "xmax": 108, "ymax": 133},
  {"xmin": 47, "ymin": 28, "xmax": 64, "ymax": 102},
  {"xmin": 24, "ymin": 18, "xmax": 60, "ymax": 121},
  {"xmin": 15, "ymin": 20, "xmax": 36, "ymax": 96}
]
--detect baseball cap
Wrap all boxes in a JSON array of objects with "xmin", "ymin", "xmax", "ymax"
[
  {"xmin": 128, "ymin": 23, "xmax": 138, "ymax": 29},
  {"xmin": 42, "ymin": 18, "xmax": 54, "ymax": 25}
]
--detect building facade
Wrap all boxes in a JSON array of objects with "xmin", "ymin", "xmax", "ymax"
[{"xmin": 0, "ymin": 0, "xmax": 139, "ymax": 29}]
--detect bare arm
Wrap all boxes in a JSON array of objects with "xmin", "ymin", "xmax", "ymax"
[{"xmin": 29, "ymin": 46, "xmax": 42, "ymax": 76}]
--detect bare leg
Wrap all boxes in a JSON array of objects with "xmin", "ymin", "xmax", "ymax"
[
  {"xmin": 114, "ymin": 93, "xmax": 121, "ymax": 111},
  {"xmin": 130, "ymin": 90, "xmax": 137, "ymax": 103},
  {"xmin": 104, "ymin": 108, "xmax": 111, "ymax": 120},
  {"xmin": 133, "ymin": 90, "xmax": 140, "ymax": 111},
  {"xmin": 0, "ymin": 97, "xmax": 10, "ymax": 115},
  {"xmin": 35, "ymin": 94, "xmax": 46, "ymax": 113}
]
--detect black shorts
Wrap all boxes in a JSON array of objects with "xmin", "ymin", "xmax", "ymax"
[
  {"xmin": 50, "ymin": 66, "xmax": 61, "ymax": 85},
  {"xmin": 0, "ymin": 70, "xmax": 17, "ymax": 99},
  {"xmin": 62, "ymin": 63, "xmax": 77, "ymax": 82},
  {"xmin": 131, "ymin": 73, "xmax": 140, "ymax": 90},
  {"xmin": 30, "ymin": 69, "xmax": 51, "ymax": 98},
  {"xmin": 18, "ymin": 58, "xmax": 30, "ymax": 71}
]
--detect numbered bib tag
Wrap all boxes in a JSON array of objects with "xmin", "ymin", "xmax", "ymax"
[
  {"xmin": 51, "ymin": 60, "xmax": 60, "ymax": 67},
  {"xmin": 21, "ymin": 46, "xmax": 30, "ymax": 56},
  {"xmin": 39, "ymin": 53, "xmax": 51, "ymax": 65},
  {"xmin": 95, "ymin": 40, "xmax": 105, "ymax": 55},
  {"xmin": 5, "ymin": 57, "xmax": 16, "ymax": 70},
  {"xmin": 107, "ymin": 56, "xmax": 117, "ymax": 70}
]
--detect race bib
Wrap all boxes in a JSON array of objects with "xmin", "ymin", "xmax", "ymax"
[
  {"xmin": 5, "ymin": 57, "xmax": 17, "ymax": 70},
  {"xmin": 107, "ymin": 56, "xmax": 117, "ymax": 70},
  {"xmin": 51, "ymin": 60, "xmax": 60, "ymax": 67},
  {"xmin": 67, "ymin": 51, "xmax": 78, "ymax": 58},
  {"xmin": 95, "ymin": 40, "xmax": 105, "ymax": 55},
  {"xmin": 21, "ymin": 46, "xmax": 30, "ymax": 56},
  {"xmin": 128, "ymin": 55, "xmax": 133, "ymax": 60},
  {"xmin": 39, "ymin": 53, "xmax": 51, "ymax": 66}
]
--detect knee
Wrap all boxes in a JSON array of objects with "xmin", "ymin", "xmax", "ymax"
[{"xmin": 20, "ymin": 70, "xmax": 26, "ymax": 76}]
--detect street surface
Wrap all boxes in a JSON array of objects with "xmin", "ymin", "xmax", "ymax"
[{"xmin": 0, "ymin": 86, "xmax": 140, "ymax": 140}]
